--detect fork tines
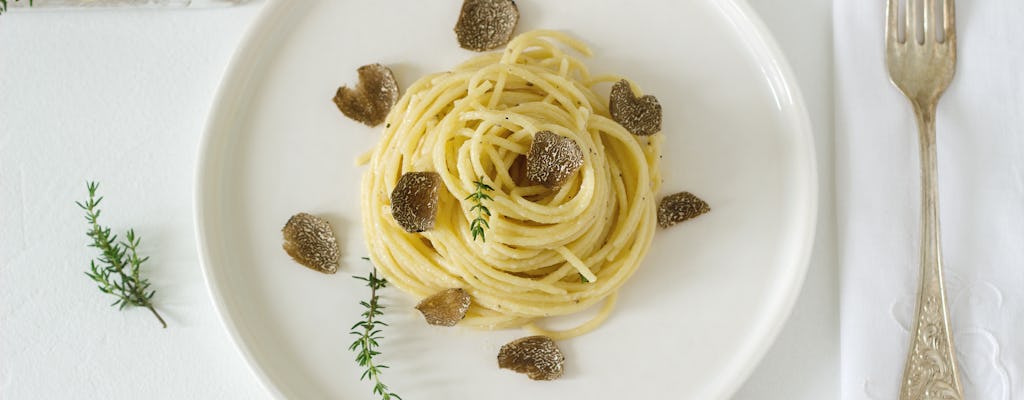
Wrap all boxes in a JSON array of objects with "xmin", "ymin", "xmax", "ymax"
[{"xmin": 887, "ymin": 0, "xmax": 956, "ymax": 45}]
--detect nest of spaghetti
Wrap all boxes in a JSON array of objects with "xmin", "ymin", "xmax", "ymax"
[{"xmin": 361, "ymin": 30, "xmax": 662, "ymax": 340}]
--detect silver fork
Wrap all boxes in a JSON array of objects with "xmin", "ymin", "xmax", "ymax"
[{"xmin": 885, "ymin": 0, "xmax": 962, "ymax": 399}]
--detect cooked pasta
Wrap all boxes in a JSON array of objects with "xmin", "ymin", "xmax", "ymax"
[{"xmin": 360, "ymin": 30, "xmax": 662, "ymax": 339}]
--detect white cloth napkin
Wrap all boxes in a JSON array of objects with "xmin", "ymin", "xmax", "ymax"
[{"xmin": 835, "ymin": 1, "xmax": 1024, "ymax": 399}]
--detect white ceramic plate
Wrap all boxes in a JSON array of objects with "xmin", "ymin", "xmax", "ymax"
[{"xmin": 195, "ymin": 0, "xmax": 817, "ymax": 398}]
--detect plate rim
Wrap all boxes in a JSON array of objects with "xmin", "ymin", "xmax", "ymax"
[
  {"xmin": 193, "ymin": 0, "xmax": 818, "ymax": 398},
  {"xmin": 194, "ymin": 0, "xmax": 298, "ymax": 398}
]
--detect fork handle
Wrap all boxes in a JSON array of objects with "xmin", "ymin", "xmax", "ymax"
[{"xmin": 899, "ymin": 102, "xmax": 964, "ymax": 400}]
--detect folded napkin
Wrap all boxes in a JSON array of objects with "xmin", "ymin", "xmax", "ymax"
[{"xmin": 835, "ymin": 1, "xmax": 1024, "ymax": 399}]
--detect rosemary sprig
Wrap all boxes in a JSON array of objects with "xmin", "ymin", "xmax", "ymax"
[
  {"xmin": 77, "ymin": 181, "xmax": 166, "ymax": 328},
  {"xmin": 465, "ymin": 177, "xmax": 494, "ymax": 242},
  {"xmin": 349, "ymin": 261, "xmax": 401, "ymax": 400},
  {"xmin": 0, "ymin": 0, "xmax": 32, "ymax": 14}
]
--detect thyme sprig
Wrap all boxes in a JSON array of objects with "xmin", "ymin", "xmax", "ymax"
[
  {"xmin": 466, "ymin": 177, "xmax": 494, "ymax": 242},
  {"xmin": 349, "ymin": 261, "xmax": 401, "ymax": 400},
  {"xmin": 77, "ymin": 181, "xmax": 166, "ymax": 328},
  {"xmin": 0, "ymin": 0, "xmax": 32, "ymax": 14}
]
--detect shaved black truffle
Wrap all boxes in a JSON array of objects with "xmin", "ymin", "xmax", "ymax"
[
  {"xmin": 497, "ymin": 335, "xmax": 565, "ymax": 381},
  {"xmin": 333, "ymin": 63, "xmax": 400, "ymax": 127},
  {"xmin": 281, "ymin": 213, "xmax": 340, "ymax": 274},
  {"xmin": 390, "ymin": 172, "xmax": 442, "ymax": 233},
  {"xmin": 415, "ymin": 288, "xmax": 472, "ymax": 326},
  {"xmin": 454, "ymin": 0, "xmax": 519, "ymax": 52},
  {"xmin": 657, "ymin": 192, "xmax": 710, "ymax": 228},
  {"xmin": 525, "ymin": 131, "xmax": 584, "ymax": 189},
  {"xmin": 609, "ymin": 79, "xmax": 662, "ymax": 136}
]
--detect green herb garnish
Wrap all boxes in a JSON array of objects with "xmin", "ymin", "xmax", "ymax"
[
  {"xmin": 0, "ymin": 0, "xmax": 32, "ymax": 14},
  {"xmin": 349, "ymin": 260, "xmax": 402, "ymax": 400},
  {"xmin": 77, "ymin": 181, "xmax": 166, "ymax": 328},
  {"xmin": 466, "ymin": 177, "xmax": 494, "ymax": 242}
]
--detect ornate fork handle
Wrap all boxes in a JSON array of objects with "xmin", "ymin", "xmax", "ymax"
[{"xmin": 899, "ymin": 100, "xmax": 963, "ymax": 400}]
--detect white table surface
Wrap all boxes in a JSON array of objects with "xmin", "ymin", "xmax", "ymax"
[{"xmin": 0, "ymin": 1, "xmax": 836, "ymax": 398}]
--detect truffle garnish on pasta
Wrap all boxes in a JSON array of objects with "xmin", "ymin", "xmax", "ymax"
[
  {"xmin": 390, "ymin": 172, "xmax": 442, "ymax": 233},
  {"xmin": 414, "ymin": 288, "xmax": 472, "ymax": 326},
  {"xmin": 281, "ymin": 213, "xmax": 340, "ymax": 274},
  {"xmin": 525, "ymin": 130, "xmax": 584, "ymax": 189},
  {"xmin": 497, "ymin": 335, "xmax": 565, "ymax": 381},
  {"xmin": 657, "ymin": 192, "xmax": 710, "ymax": 228},
  {"xmin": 454, "ymin": 0, "xmax": 520, "ymax": 52},
  {"xmin": 333, "ymin": 63, "xmax": 400, "ymax": 127},
  {"xmin": 609, "ymin": 79, "xmax": 662, "ymax": 136}
]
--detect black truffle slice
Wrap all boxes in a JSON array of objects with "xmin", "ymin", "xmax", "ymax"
[
  {"xmin": 454, "ymin": 0, "xmax": 520, "ymax": 52},
  {"xmin": 657, "ymin": 192, "xmax": 711, "ymax": 228},
  {"xmin": 497, "ymin": 335, "xmax": 565, "ymax": 381},
  {"xmin": 281, "ymin": 213, "xmax": 340, "ymax": 274},
  {"xmin": 414, "ymin": 288, "xmax": 471, "ymax": 327},
  {"xmin": 525, "ymin": 131, "xmax": 584, "ymax": 189},
  {"xmin": 390, "ymin": 172, "xmax": 442, "ymax": 233},
  {"xmin": 333, "ymin": 63, "xmax": 400, "ymax": 127},
  {"xmin": 609, "ymin": 79, "xmax": 662, "ymax": 136}
]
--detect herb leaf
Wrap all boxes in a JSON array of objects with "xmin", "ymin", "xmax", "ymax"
[
  {"xmin": 79, "ymin": 181, "xmax": 166, "ymax": 328},
  {"xmin": 0, "ymin": 0, "xmax": 32, "ymax": 14},
  {"xmin": 350, "ymin": 263, "xmax": 401, "ymax": 400},
  {"xmin": 466, "ymin": 176, "xmax": 494, "ymax": 242}
]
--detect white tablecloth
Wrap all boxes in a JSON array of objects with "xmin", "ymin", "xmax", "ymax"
[
  {"xmin": 836, "ymin": 1, "xmax": 1024, "ymax": 398},
  {"xmin": 0, "ymin": 5, "xmax": 267, "ymax": 400}
]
